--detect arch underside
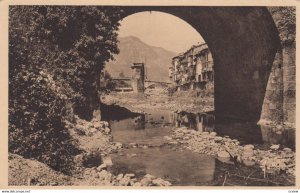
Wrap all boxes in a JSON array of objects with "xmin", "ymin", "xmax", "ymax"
[{"xmin": 119, "ymin": 6, "xmax": 280, "ymax": 122}]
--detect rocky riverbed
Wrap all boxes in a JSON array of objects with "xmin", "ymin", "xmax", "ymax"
[{"xmin": 165, "ymin": 127, "xmax": 295, "ymax": 178}]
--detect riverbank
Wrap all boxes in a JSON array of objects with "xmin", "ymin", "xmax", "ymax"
[{"xmin": 101, "ymin": 88, "xmax": 214, "ymax": 114}]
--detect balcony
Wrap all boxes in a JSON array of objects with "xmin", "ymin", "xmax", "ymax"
[{"xmin": 201, "ymin": 61, "xmax": 213, "ymax": 72}]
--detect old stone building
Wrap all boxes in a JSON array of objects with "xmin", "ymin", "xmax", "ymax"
[
  {"xmin": 169, "ymin": 43, "xmax": 214, "ymax": 91},
  {"xmin": 131, "ymin": 63, "xmax": 145, "ymax": 93}
]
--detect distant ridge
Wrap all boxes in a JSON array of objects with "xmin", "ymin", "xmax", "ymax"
[{"xmin": 105, "ymin": 36, "xmax": 177, "ymax": 81}]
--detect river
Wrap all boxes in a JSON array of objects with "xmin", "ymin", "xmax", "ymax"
[{"xmin": 100, "ymin": 104, "xmax": 295, "ymax": 186}]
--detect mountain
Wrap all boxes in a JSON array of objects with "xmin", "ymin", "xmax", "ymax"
[{"xmin": 105, "ymin": 36, "xmax": 177, "ymax": 82}]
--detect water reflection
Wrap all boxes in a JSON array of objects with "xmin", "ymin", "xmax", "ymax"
[
  {"xmin": 173, "ymin": 111, "xmax": 215, "ymax": 132},
  {"xmin": 108, "ymin": 110, "xmax": 174, "ymax": 145},
  {"xmin": 102, "ymin": 104, "xmax": 295, "ymax": 149}
]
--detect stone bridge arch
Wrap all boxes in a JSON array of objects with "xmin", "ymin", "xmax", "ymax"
[{"xmin": 118, "ymin": 6, "xmax": 283, "ymax": 123}]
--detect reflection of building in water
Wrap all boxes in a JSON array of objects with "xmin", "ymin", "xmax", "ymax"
[
  {"xmin": 197, "ymin": 113, "xmax": 215, "ymax": 132},
  {"xmin": 145, "ymin": 109, "xmax": 174, "ymax": 125},
  {"xmin": 132, "ymin": 115, "xmax": 146, "ymax": 130},
  {"xmin": 174, "ymin": 112, "xmax": 215, "ymax": 132},
  {"xmin": 110, "ymin": 114, "xmax": 146, "ymax": 132},
  {"xmin": 173, "ymin": 112, "xmax": 193, "ymax": 128}
]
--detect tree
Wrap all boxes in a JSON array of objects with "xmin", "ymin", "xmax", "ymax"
[
  {"xmin": 99, "ymin": 70, "xmax": 117, "ymax": 93},
  {"xmin": 9, "ymin": 6, "xmax": 123, "ymax": 173}
]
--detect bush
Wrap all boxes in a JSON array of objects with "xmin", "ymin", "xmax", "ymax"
[{"xmin": 9, "ymin": 6, "xmax": 123, "ymax": 173}]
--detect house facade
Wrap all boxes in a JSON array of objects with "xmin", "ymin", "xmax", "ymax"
[{"xmin": 170, "ymin": 43, "xmax": 214, "ymax": 91}]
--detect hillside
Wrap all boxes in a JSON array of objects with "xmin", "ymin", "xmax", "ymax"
[{"xmin": 105, "ymin": 36, "xmax": 177, "ymax": 82}]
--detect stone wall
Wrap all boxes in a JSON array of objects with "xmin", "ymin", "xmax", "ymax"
[
  {"xmin": 260, "ymin": 50, "xmax": 284, "ymax": 124},
  {"xmin": 282, "ymin": 43, "xmax": 296, "ymax": 126},
  {"xmin": 260, "ymin": 7, "xmax": 296, "ymax": 128}
]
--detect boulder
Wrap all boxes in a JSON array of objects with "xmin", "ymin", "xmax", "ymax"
[
  {"xmin": 168, "ymin": 141, "xmax": 179, "ymax": 145},
  {"xmin": 76, "ymin": 125, "xmax": 88, "ymax": 132},
  {"xmin": 124, "ymin": 173, "xmax": 135, "ymax": 178},
  {"xmin": 116, "ymin": 174, "xmax": 124, "ymax": 181},
  {"xmin": 89, "ymin": 127, "xmax": 97, "ymax": 134},
  {"xmin": 104, "ymin": 127, "xmax": 111, "ymax": 134},
  {"xmin": 103, "ymin": 121, "xmax": 109, "ymax": 128},
  {"xmin": 283, "ymin": 147, "xmax": 292, "ymax": 152},
  {"xmin": 276, "ymin": 125, "xmax": 283, "ymax": 130},
  {"xmin": 119, "ymin": 177, "xmax": 131, "ymax": 186},
  {"xmin": 114, "ymin": 142, "xmax": 123, "ymax": 149},
  {"xmin": 270, "ymin": 144, "xmax": 280, "ymax": 150},
  {"xmin": 214, "ymin": 136, "xmax": 223, "ymax": 142},
  {"xmin": 243, "ymin": 149, "xmax": 254, "ymax": 158},
  {"xmin": 94, "ymin": 122, "xmax": 102, "ymax": 129},
  {"xmin": 98, "ymin": 170, "xmax": 112, "ymax": 181},
  {"xmin": 101, "ymin": 180, "xmax": 112, "ymax": 186},
  {"xmin": 140, "ymin": 174, "xmax": 155, "ymax": 186},
  {"xmin": 217, "ymin": 157, "xmax": 231, "ymax": 164},
  {"xmin": 243, "ymin": 144, "xmax": 254, "ymax": 150},
  {"xmin": 133, "ymin": 182, "xmax": 142, "ymax": 186},
  {"xmin": 243, "ymin": 160, "xmax": 255, "ymax": 166},
  {"xmin": 217, "ymin": 151, "xmax": 230, "ymax": 158},
  {"xmin": 152, "ymin": 178, "xmax": 172, "ymax": 186},
  {"xmin": 96, "ymin": 164, "xmax": 107, "ymax": 171},
  {"xmin": 103, "ymin": 157, "xmax": 113, "ymax": 167},
  {"xmin": 87, "ymin": 122, "xmax": 93, "ymax": 128},
  {"xmin": 49, "ymin": 182, "xmax": 58, "ymax": 186}
]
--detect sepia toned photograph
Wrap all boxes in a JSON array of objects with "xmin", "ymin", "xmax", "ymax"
[{"xmin": 7, "ymin": 5, "xmax": 296, "ymax": 187}]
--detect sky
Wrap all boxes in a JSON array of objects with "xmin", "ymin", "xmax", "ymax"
[{"xmin": 118, "ymin": 11, "xmax": 205, "ymax": 54}]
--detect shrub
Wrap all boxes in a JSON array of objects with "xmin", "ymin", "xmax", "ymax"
[{"xmin": 9, "ymin": 6, "xmax": 123, "ymax": 173}]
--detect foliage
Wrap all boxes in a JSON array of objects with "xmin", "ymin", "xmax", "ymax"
[
  {"xmin": 99, "ymin": 70, "xmax": 117, "ymax": 94},
  {"xmin": 9, "ymin": 6, "xmax": 123, "ymax": 173}
]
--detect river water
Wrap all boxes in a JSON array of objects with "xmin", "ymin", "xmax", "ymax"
[{"xmin": 101, "ymin": 104, "xmax": 295, "ymax": 186}]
